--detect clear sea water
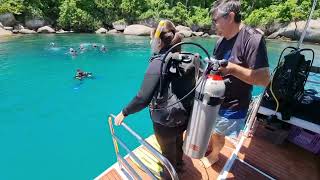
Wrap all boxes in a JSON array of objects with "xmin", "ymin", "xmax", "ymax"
[{"xmin": 0, "ymin": 34, "xmax": 319, "ymax": 180}]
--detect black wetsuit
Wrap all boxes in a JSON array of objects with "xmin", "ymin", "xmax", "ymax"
[
  {"xmin": 122, "ymin": 49, "xmax": 195, "ymax": 171},
  {"xmin": 121, "ymin": 54, "xmax": 162, "ymax": 118}
]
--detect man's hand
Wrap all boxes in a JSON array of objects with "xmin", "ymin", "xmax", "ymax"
[
  {"xmin": 218, "ymin": 62, "xmax": 270, "ymax": 87},
  {"xmin": 218, "ymin": 62, "xmax": 235, "ymax": 76},
  {"xmin": 114, "ymin": 111, "xmax": 125, "ymax": 126}
]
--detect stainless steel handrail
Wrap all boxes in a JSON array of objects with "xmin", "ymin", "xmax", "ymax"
[
  {"xmin": 108, "ymin": 114, "xmax": 179, "ymax": 180},
  {"xmin": 117, "ymin": 154, "xmax": 141, "ymax": 180},
  {"xmin": 244, "ymin": 94, "xmax": 263, "ymax": 137},
  {"xmin": 113, "ymin": 134, "xmax": 157, "ymax": 179},
  {"xmin": 297, "ymin": 0, "xmax": 318, "ymax": 49}
]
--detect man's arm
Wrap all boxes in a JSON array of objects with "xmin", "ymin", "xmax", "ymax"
[
  {"xmin": 221, "ymin": 33, "xmax": 270, "ymax": 87},
  {"xmin": 219, "ymin": 62, "xmax": 270, "ymax": 87}
]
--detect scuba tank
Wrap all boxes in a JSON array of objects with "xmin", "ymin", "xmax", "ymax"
[{"xmin": 183, "ymin": 58, "xmax": 228, "ymax": 159}]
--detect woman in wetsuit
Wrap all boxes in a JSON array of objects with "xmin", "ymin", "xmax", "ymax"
[{"xmin": 114, "ymin": 20, "xmax": 191, "ymax": 176}]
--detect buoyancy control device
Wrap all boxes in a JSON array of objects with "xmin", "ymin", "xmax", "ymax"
[
  {"xmin": 263, "ymin": 0, "xmax": 317, "ymax": 121},
  {"xmin": 264, "ymin": 47, "xmax": 314, "ymax": 120},
  {"xmin": 151, "ymin": 42, "xmax": 228, "ymax": 159},
  {"xmin": 150, "ymin": 52, "xmax": 200, "ymax": 127}
]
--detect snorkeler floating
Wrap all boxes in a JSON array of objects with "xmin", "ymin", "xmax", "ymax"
[
  {"xmin": 63, "ymin": 43, "xmax": 107, "ymax": 57},
  {"xmin": 79, "ymin": 44, "xmax": 86, "ymax": 52},
  {"xmin": 100, "ymin": 45, "xmax": 107, "ymax": 52},
  {"xmin": 69, "ymin": 48, "xmax": 77, "ymax": 56},
  {"xmin": 74, "ymin": 69, "xmax": 93, "ymax": 80}
]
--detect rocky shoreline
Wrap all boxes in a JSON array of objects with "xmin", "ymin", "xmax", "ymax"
[
  {"xmin": 0, "ymin": 12, "xmax": 319, "ymax": 43},
  {"xmin": 0, "ymin": 22, "xmax": 213, "ymax": 38}
]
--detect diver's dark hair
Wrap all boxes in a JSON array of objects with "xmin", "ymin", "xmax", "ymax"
[
  {"xmin": 151, "ymin": 20, "xmax": 183, "ymax": 53},
  {"xmin": 210, "ymin": 0, "xmax": 241, "ymax": 23},
  {"xmin": 161, "ymin": 31, "xmax": 183, "ymax": 53}
]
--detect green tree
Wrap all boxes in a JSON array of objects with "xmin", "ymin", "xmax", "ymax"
[
  {"xmin": 161, "ymin": 2, "xmax": 188, "ymax": 24},
  {"xmin": 57, "ymin": 0, "xmax": 101, "ymax": 32},
  {"xmin": 0, "ymin": 0, "xmax": 24, "ymax": 14},
  {"xmin": 139, "ymin": 0, "xmax": 169, "ymax": 21},
  {"xmin": 244, "ymin": 0, "xmax": 319, "ymax": 27},
  {"xmin": 20, "ymin": 0, "xmax": 61, "ymax": 26},
  {"xmin": 1, "ymin": 0, "xmax": 319, "ymax": 33},
  {"xmin": 241, "ymin": 0, "xmax": 283, "ymax": 18},
  {"xmin": 187, "ymin": 6, "xmax": 211, "ymax": 28},
  {"xmin": 94, "ymin": 0, "xmax": 122, "ymax": 25},
  {"xmin": 120, "ymin": 0, "xmax": 146, "ymax": 23}
]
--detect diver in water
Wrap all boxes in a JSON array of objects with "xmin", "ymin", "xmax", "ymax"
[
  {"xmin": 75, "ymin": 69, "xmax": 92, "ymax": 80},
  {"xmin": 79, "ymin": 44, "xmax": 86, "ymax": 52},
  {"xmin": 92, "ymin": 43, "xmax": 98, "ymax": 48},
  {"xmin": 69, "ymin": 48, "xmax": 77, "ymax": 56},
  {"xmin": 100, "ymin": 45, "xmax": 107, "ymax": 52},
  {"xmin": 50, "ymin": 42, "xmax": 55, "ymax": 47}
]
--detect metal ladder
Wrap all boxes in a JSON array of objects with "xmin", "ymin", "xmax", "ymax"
[{"xmin": 107, "ymin": 114, "xmax": 179, "ymax": 180}]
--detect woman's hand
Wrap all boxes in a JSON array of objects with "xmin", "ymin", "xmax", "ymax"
[{"xmin": 114, "ymin": 111, "xmax": 125, "ymax": 126}]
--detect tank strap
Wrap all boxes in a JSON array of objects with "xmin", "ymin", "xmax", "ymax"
[{"xmin": 195, "ymin": 92, "xmax": 224, "ymax": 106}]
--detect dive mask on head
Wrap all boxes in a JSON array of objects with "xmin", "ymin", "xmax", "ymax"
[{"xmin": 151, "ymin": 20, "xmax": 165, "ymax": 54}]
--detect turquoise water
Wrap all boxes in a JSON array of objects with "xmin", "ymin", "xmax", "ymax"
[{"xmin": 0, "ymin": 34, "xmax": 319, "ymax": 180}]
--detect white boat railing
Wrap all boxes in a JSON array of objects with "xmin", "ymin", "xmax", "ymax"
[
  {"xmin": 107, "ymin": 114, "xmax": 179, "ymax": 180},
  {"xmin": 218, "ymin": 95, "xmax": 276, "ymax": 180}
]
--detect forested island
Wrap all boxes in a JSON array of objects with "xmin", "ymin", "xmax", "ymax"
[{"xmin": 0, "ymin": 0, "xmax": 319, "ymax": 42}]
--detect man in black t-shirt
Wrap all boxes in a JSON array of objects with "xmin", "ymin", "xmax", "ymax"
[{"xmin": 201, "ymin": 0, "xmax": 270, "ymax": 168}]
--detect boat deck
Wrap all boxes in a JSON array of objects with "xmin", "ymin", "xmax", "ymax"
[{"xmin": 97, "ymin": 124, "xmax": 320, "ymax": 180}]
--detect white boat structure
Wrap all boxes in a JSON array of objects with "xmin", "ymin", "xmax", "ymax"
[{"xmin": 95, "ymin": 100, "xmax": 320, "ymax": 180}]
